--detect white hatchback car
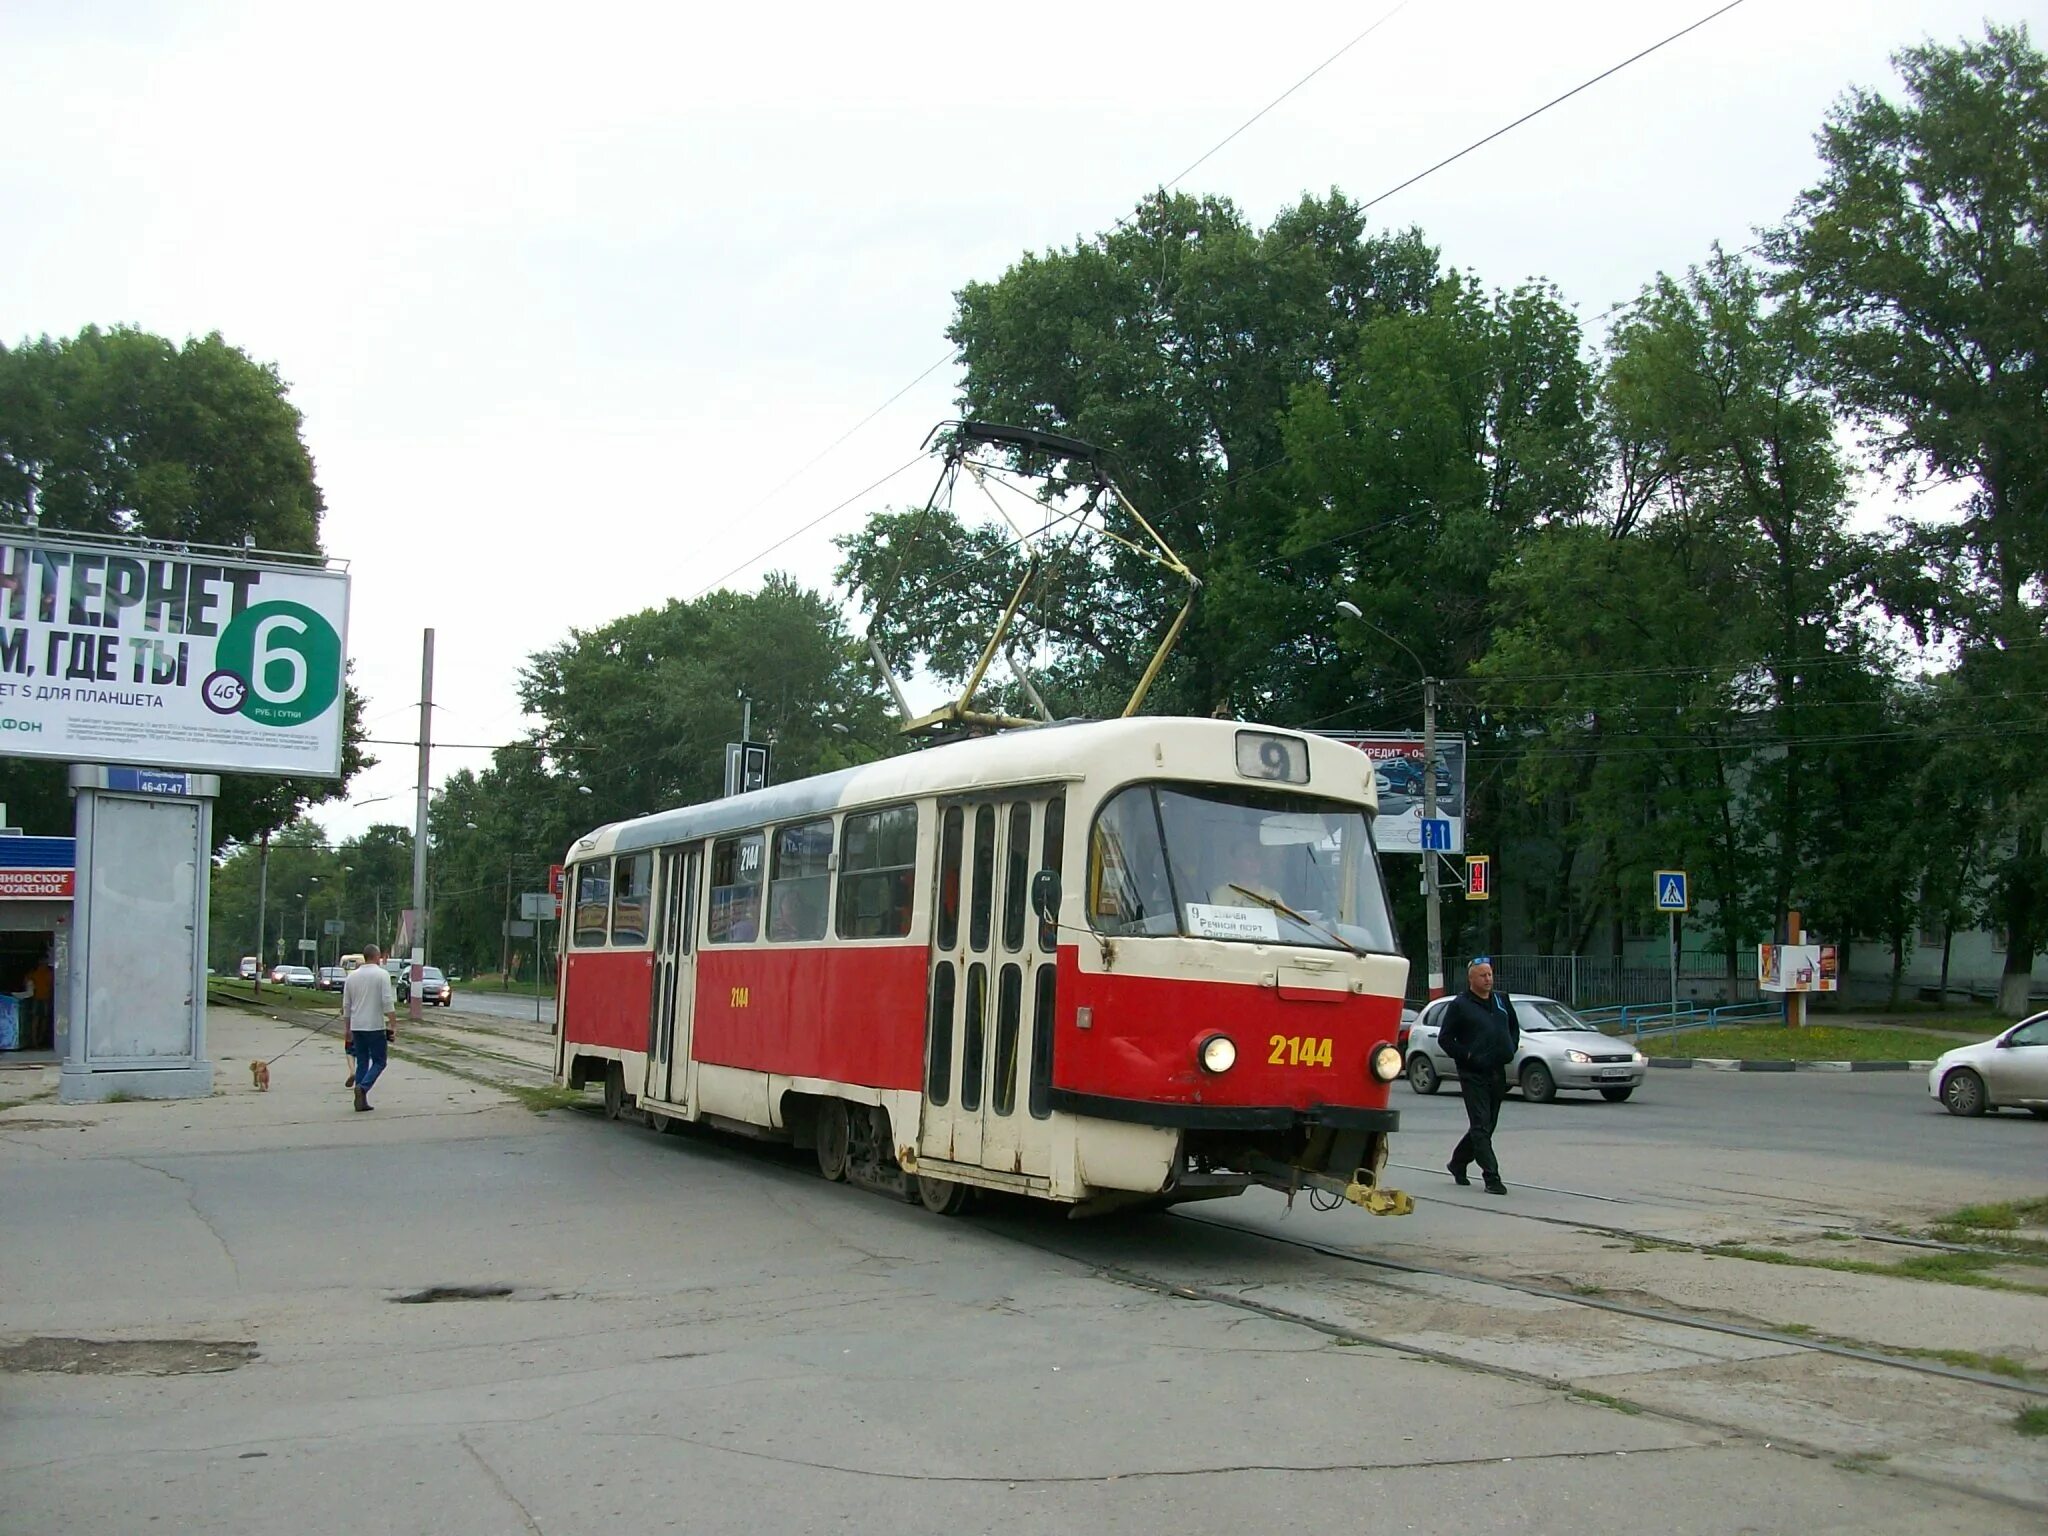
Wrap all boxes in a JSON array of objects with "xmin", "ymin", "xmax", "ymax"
[
  {"xmin": 1404, "ymin": 993, "xmax": 1648, "ymax": 1103},
  {"xmin": 1928, "ymin": 1012, "xmax": 2048, "ymax": 1117}
]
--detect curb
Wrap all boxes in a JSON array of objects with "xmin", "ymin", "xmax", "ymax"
[{"xmin": 1647, "ymin": 1057, "xmax": 1936, "ymax": 1073}]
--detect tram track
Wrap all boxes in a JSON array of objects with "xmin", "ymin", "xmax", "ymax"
[
  {"xmin": 1158, "ymin": 1207, "xmax": 2048, "ymax": 1399},
  {"xmin": 613, "ymin": 1100, "xmax": 2046, "ymax": 1403},
  {"xmin": 1383, "ymin": 1157, "xmax": 2045, "ymax": 1264},
  {"xmin": 553, "ymin": 1099, "xmax": 2048, "ymax": 1509}
]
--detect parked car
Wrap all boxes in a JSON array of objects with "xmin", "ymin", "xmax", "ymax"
[
  {"xmin": 238, "ymin": 956, "xmax": 259, "ymax": 980},
  {"xmin": 1404, "ymin": 992, "xmax": 1647, "ymax": 1103},
  {"xmin": 417, "ymin": 966, "xmax": 453, "ymax": 1007},
  {"xmin": 316, "ymin": 966, "xmax": 347, "ymax": 991},
  {"xmin": 1929, "ymin": 1012, "xmax": 2048, "ymax": 1117},
  {"xmin": 280, "ymin": 965, "xmax": 318, "ymax": 987}
]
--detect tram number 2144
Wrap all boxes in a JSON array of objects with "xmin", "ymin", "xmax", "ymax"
[
  {"xmin": 1269, "ymin": 1035, "xmax": 1333, "ymax": 1067},
  {"xmin": 729, "ymin": 986, "xmax": 750, "ymax": 1009}
]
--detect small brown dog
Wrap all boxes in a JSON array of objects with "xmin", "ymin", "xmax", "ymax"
[{"xmin": 249, "ymin": 1059, "xmax": 271, "ymax": 1092}]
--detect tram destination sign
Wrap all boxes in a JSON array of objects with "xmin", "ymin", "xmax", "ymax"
[{"xmin": 0, "ymin": 533, "xmax": 349, "ymax": 778}]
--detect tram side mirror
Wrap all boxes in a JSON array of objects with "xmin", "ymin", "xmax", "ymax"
[{"xmin": 1031, "ymin": 869, "xmax": 1061, "ymax": 926}]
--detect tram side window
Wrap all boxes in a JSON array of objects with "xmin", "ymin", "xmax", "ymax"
[
  {"xmin": 1087, "ymin": 787, "xmax": 1177, "ymax": 936},
  {"xmin": 611, "ymin": 851, "xmax": 653, "ymax": 946},
  {"xmin": 837, "ymin": 804, "xmax": 919, "ymax": 939},
  {"xmin": 573, "ymin": 861, "xmax": 612, "ymax": 948},
  {"xmin": 1001, "ymin": 802, "xmax": 1030, "ymax": 952},
  {"xmin": 937, "ymin": 807, "xmax": 963, "ymax": 951},
  {"xmin": 1037, "ymin": 794, "xmax": 1065, "ymax": 953},
  {"xmin": 969, "ymin": 805, "xmax": 996, "ymax": 952},
  {"xmin": 707, "ymin": 832, "xmax": 764, "ymax": 944},
  {"xmin": 767, "ymin": 819, "xmax": 833, "ymax": 942},
  {"xmin": 1029, "ymin": 964, "xmax": 1056, "ymax": 1118}
]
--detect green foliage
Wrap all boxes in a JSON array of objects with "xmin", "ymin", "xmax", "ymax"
[
  {"xmin": 866, "ymin": 190, "xmax": 1442, "ymax": 717},
  {"xmin": 209, "ymin": 819, "xmax": 418, "ymax": 972},
  {"xmin": 0, "ymin": 325, "xmax": 369, "ymax": 845},
  {"xmin": 1775, "ymin": 24, "xmax": 2048, "ymax": 1010},
  {"xmin": 423, "ymin": 576, "xmax": 898, "ymax": 974}
]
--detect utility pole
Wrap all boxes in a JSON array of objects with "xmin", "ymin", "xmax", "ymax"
[
  {"xmin": 1421, "ymin": 675, "xmax": 1445, "ymax": 1000},
  {"xmin": 410, "ymin": 628, "xmax": 433, "ymax": 1024},
  {"xmin": 253, "ymin": 830, "xmax": 269, "ymax": 996},
  {"xmin": 501, "ymin": 857, "xmax": 513, "ymax": 989}
]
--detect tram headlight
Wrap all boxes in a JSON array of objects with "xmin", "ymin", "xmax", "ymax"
[
  {"xmin": 1369, "ymin": 1043, "xmax": 1403, "ymax": 1082},
  {"xmin": 1199, "ymin": 1035, "xmax": 1237, "ymax": 1074}
]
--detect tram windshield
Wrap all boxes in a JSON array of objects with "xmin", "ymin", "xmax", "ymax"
[{"xmin": 1088, "ymin": 783, "xmax": 1397, "ymax": 953}]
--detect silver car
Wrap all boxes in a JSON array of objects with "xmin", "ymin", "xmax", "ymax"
[
  {"xmin": 1405, "ymin": 993, "xmax": 1648, "ymax": 1103},
  {"xmin": 1928, "ymin": 1011, "xmax": 2048, "ymax": 1117}
]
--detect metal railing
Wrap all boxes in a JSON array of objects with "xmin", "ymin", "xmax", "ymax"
[
  {"xmin": 1575, "ymin": 997, "xmax": 1781, "ymax": 1037},
  {"xmin": 1490, "ymin": 953, "xmax": 1756, "ymax": 1011}
]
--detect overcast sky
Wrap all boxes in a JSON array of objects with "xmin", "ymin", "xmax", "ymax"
[{"xmin": 0, "ymin": 0, "xmax": 2010, "ymax": 841}]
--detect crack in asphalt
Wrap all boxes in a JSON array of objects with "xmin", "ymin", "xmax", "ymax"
[
  {"xmin": 459, "ymin": 1433, "xmax": 545, "ymax": 1535},
  {"xmin": 128, "ymin": 1158, "xmax": 243, "ymax": 1290},
  {"xmin": 577, "ymin": 1427, "xmax": 1726, "ymax": 1484}
]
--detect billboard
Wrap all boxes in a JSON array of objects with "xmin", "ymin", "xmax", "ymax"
[
  {"xmin": 1758, "ymin": 943, "xmax": 1839, "ymax": 993},
  {"xmin": 0, "ymin": 534, "xmax": 348, "ymax": 777},
  {"xmin": 1325, "ymin": 733, "xmax": 1467, "ymax": 854}
]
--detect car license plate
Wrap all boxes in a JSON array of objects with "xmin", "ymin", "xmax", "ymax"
[{"xmin": 1596, "ymin": 1070, "xmax": 1630, "ymax": 1080}]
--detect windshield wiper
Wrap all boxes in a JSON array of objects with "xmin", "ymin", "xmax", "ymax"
[{"xmin": 1225, "ymin": 884, "xmax": 1367, "ymax": 958}]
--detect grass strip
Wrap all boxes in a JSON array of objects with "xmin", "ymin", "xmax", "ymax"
[
  {"xmin": 1707, "ymin": 1242, "xmax": 2048, "ymax": 1297},
  {"xmin": 1940, "ymin": 1197, "xmax": 2048, "ymax": 1231},
  {"xmin": 1637, "ymin": 1025, "xmax": 1978, "ymax": 1061},
  {"xmin": 2016, "ymin": 1406, "xmax": 2048, "ymax": 1437}
]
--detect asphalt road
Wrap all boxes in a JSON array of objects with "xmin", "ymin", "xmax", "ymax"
[
  {"xmin": 446, "ymin": 987, "xmax": 555, "ymax": 1026},
  {"xmin": 1385, "ymin": 1063, "xmax": 2043, "ymax": 1220},
  {"xmin": 5, "ymin": 1011, "xmax": 2040, "ymax": 1535}
]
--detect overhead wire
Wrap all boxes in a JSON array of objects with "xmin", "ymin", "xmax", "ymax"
[
  {"xmin": 690, "ymin": 6, "xmax": 1430, "ymax": 601},
  {"xmin": 1359, "ymin": 0, "xmax": 1753, "ymax": 213}
]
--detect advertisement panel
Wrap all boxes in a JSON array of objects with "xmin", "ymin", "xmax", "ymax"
[
  {"xmin": 1324, "ymin": 733, "xmax": 1467, "ymax": 854},
  {"xmin": 0, "ymin": 534, "xmax": 348, "ymax": 777},
  {"xmin": 1758, "ymin": 943, "xmax": 1839, "ymax": 993}
]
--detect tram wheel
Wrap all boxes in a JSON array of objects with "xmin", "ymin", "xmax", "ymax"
[
  {"xmin": 815, "ymin": 1099, "xmax": 851, "ymax": 1182},
  {"xmin": 916, "ymin": 1174, "xmax": 973, "ymax": 1216},
  {"xmin": 602, "ymin": 1063, "xmax": 627, "ymax": 1120},
  {"xmin": 1520, "ymin": 1060, "xmax": 1557, "ymax": 1105},
  {"xmin": 646, "ymin": 1109, "xmax": 673, "ymax": 1134},
  {"xmin": 1407, "ymin": 1053, "xmax": 1440, "ymax": 1094}
]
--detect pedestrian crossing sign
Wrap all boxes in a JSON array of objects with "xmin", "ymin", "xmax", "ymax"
[{"xmin": 1655, "ymin": 870, "xmax": 1689, "ymax": 912}]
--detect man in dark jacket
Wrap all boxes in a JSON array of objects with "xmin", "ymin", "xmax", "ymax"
[{"xmin": 1438, "ymin": 956, "xmax": 1519, "ymax": 1195}]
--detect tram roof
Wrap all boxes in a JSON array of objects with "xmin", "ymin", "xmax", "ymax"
[{"xmin": 568, "ymin": 715, "xmax": 1380, "ymax": 861}]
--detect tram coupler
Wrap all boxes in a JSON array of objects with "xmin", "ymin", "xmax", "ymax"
[{"xmin": 1239, "ymin": 1154, "xmax": 1414, "ymax": 1215}]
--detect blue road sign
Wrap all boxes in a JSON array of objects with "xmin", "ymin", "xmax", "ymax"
[
  {"xmin": 106, "ymin": 768, "xmax": 193, "ymax": 796},
  {"xmin": 1655, "ymin": 870, "xmax": 1689, "ymax": 912},
  {"xmin": 1420, "ymin": 817, "xmax": 1453, "ymax": 851}
]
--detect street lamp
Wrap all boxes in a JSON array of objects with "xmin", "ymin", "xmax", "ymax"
[{"xmin": 1337, "ymin": 601, "xmax": 1446, "ymax": 1001}]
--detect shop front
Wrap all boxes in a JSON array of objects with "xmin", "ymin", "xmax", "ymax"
[{"xmin": 0, "ymin": 835, "xmax": 73, "ymax": 1061}]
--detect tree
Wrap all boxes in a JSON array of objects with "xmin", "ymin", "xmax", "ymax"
[
  {"xmin": 413, "ymin": 577, "xmax": 900, "ymax": 973},
  {"xmin": 1478, "ymin": 250, "xmax": 1889, "ymax": 979},
  {"xmin": 1774, "ymin": 24, "xmax": 2048, "ymax": 1014},
  {"xmin": 0, "ymin": 325, "xmax": 366, "ymax": 846},
  {"xmin": 521, "ymin": 575, "xmax": 896, "ymax": 821},
  {"xmin": 866, "ymin": 190, "xmax": 1440, "ymax": 717}
]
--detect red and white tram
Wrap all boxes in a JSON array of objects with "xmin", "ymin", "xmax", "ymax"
[{"xmin": 555, "ymin": 717, "xmax": 1413, "ymax": 1215}]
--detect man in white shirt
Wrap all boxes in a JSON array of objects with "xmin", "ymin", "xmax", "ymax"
[{"xmin": 341, "ymin": 943, "xmax": 399, "ymax": 1112}]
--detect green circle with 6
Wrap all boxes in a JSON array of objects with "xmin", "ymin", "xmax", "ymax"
[{"xmin": 215, "ymin": 601, "xmax": 342, "ymax": 726}]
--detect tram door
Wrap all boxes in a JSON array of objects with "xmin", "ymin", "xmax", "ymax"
[
  {"xmin": 644, "ymin": 845, "xmax": 700, "ymax": 1107},
  {"xmin": 921, "ymin": 796, "xmax": 1062, "ymax": 1180}
]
